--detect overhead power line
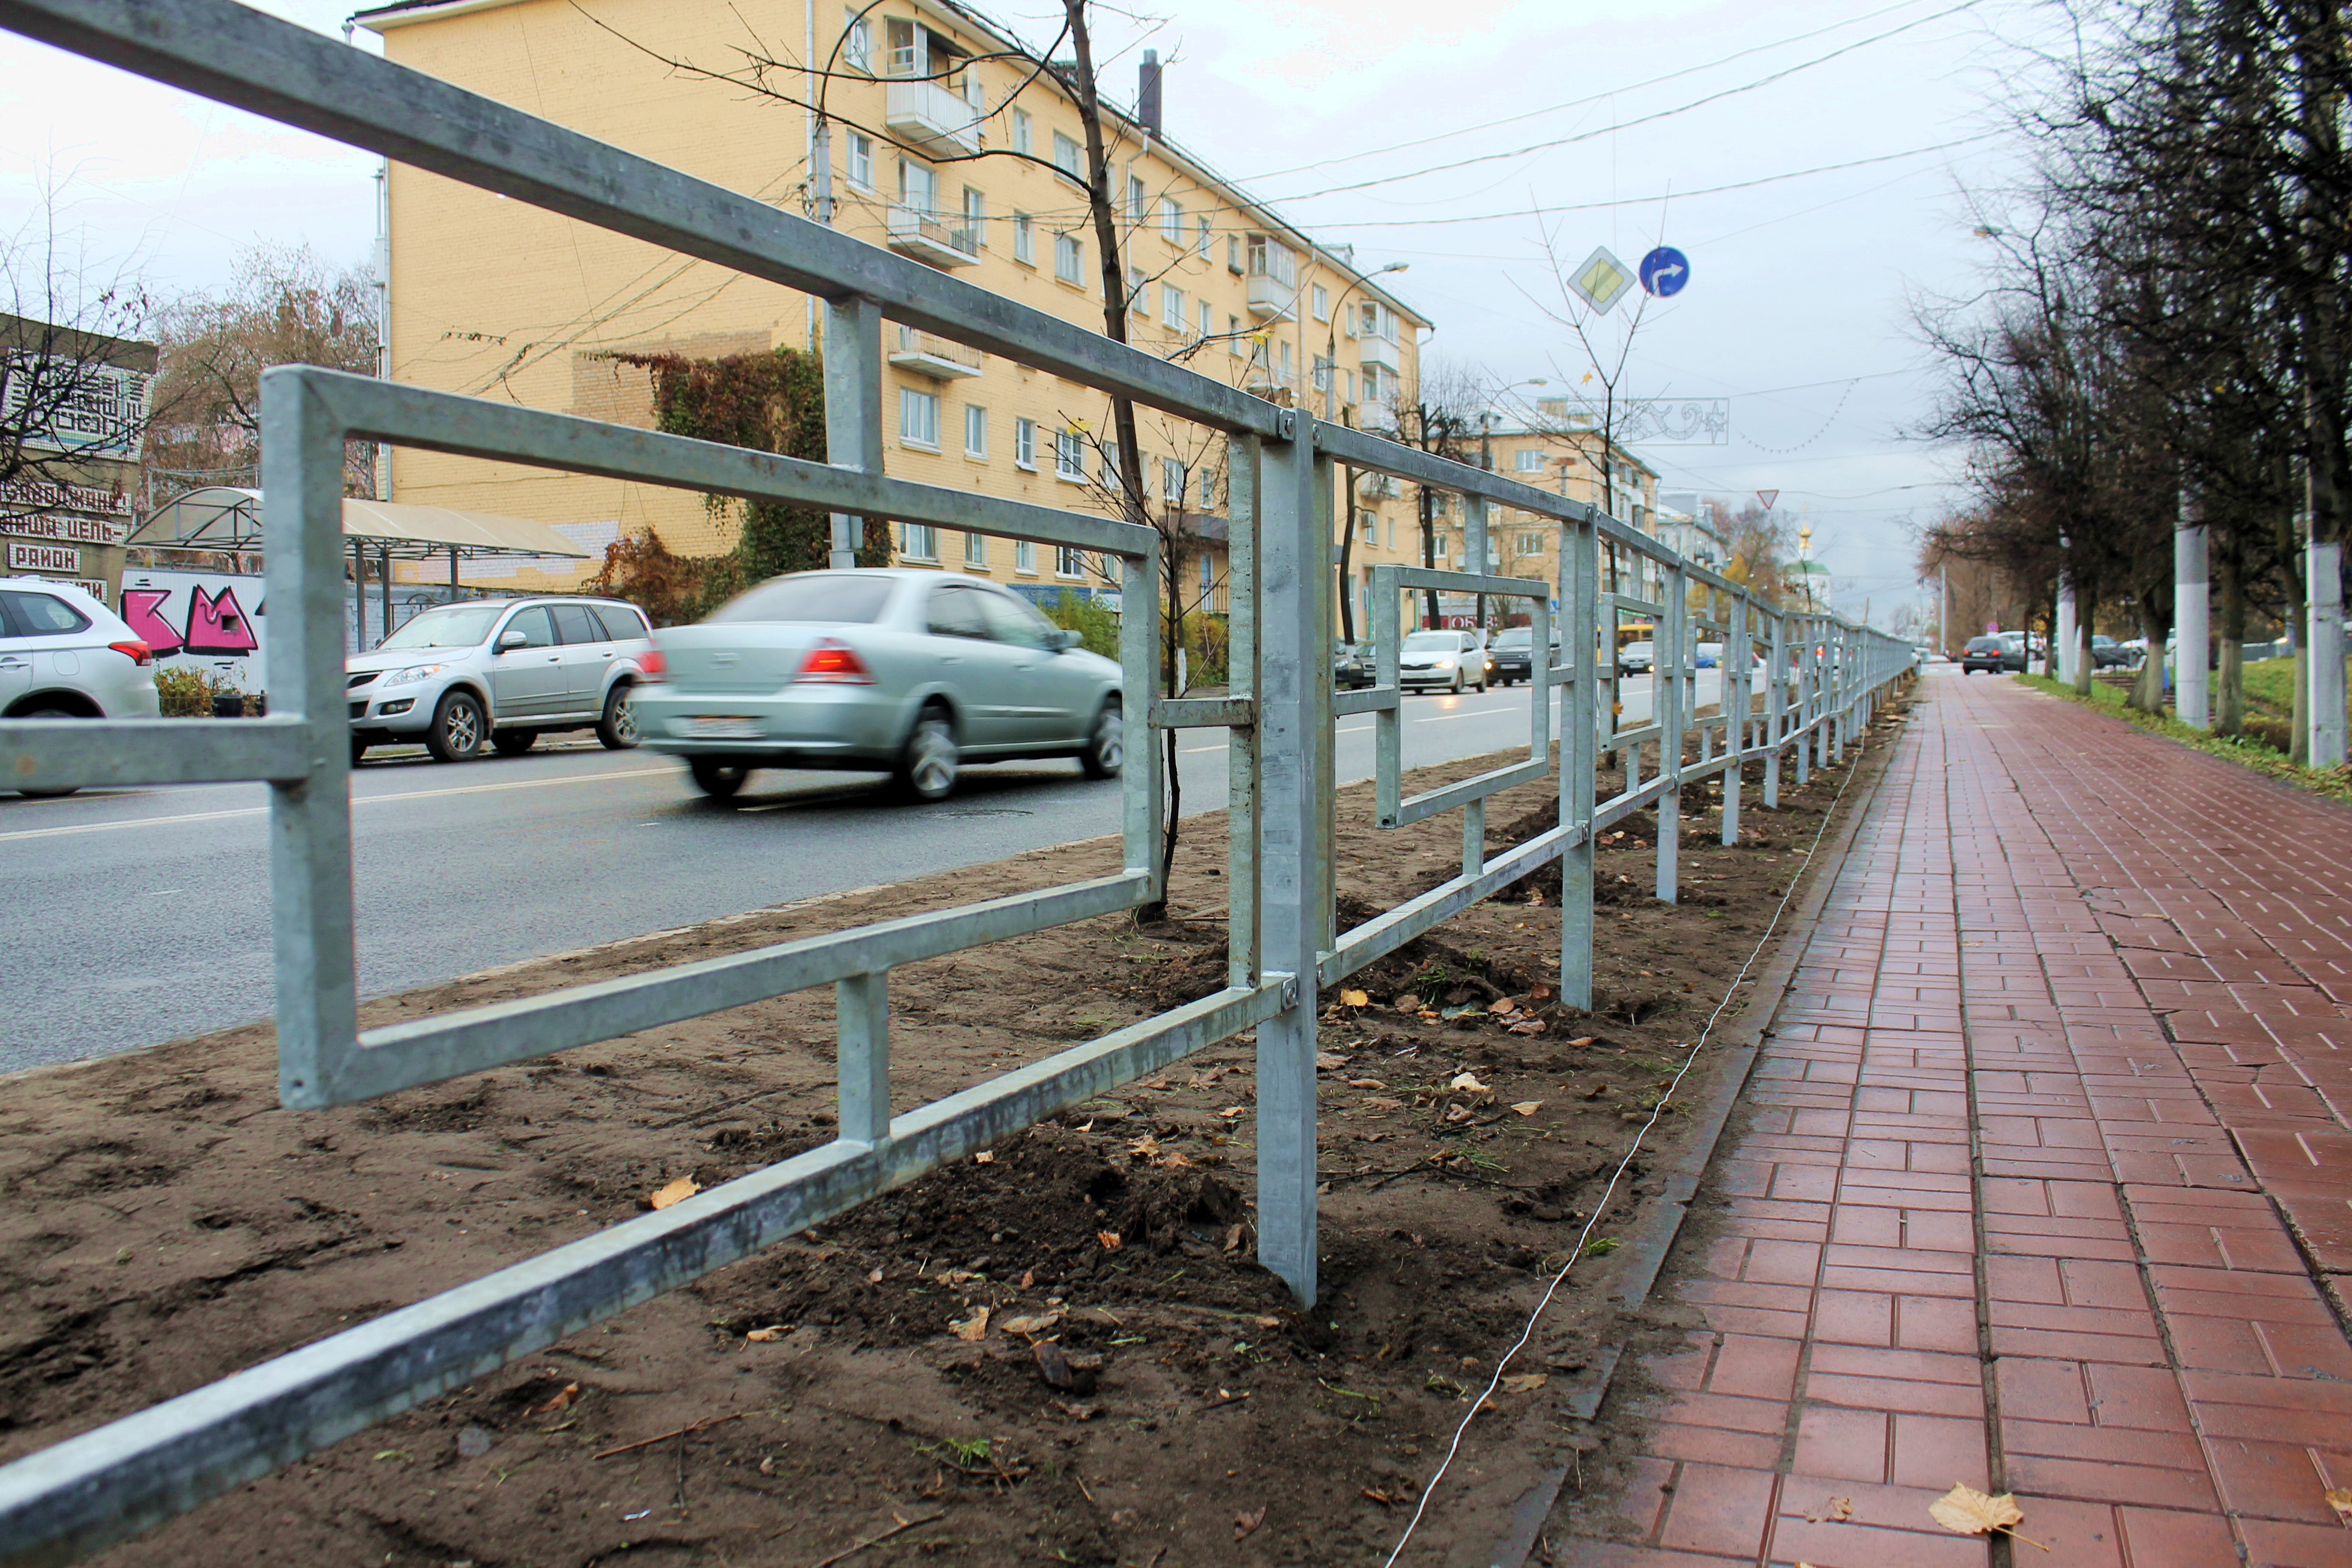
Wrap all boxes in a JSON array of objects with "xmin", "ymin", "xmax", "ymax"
[{"xmin": 1261, "ymin": 0, "xmax": 1988, "ymax": 204}]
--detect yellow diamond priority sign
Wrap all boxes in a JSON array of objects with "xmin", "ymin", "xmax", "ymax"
[{"xmin": 1569, "ymin": 246, "xmax": 1635, "ymax": 315}]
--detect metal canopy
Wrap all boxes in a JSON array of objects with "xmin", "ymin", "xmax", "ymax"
[{"xmin": 130, "ymin": 485, "xmax": 591, "ymax": 560}]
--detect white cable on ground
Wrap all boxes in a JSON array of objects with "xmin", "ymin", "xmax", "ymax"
[{"xmin": 1380, "ymin": 733, "xmax": 1875, "ymax": 1568}]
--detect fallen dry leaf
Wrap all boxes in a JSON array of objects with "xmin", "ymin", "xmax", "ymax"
[
  {"xmin": 1929, "ymin": 1483, "xmax": 2043, "ymax": 1549},
  {"xmin": 647, "ymin": 1176, "xmax": 700, "ymax": 1210},
  {"xmin": 1315, "ymin": 1052, "xmax": 1349, "ymax": 1070},
  {"xmin": 1224, "ymin": 1224, "xmax": 1247, "ymax": 1254},
  {"xmin": 1218, "ymin": 1106, "xmax": 1248, "ymax": 1119},
  {"xmin": 1361, "ymin": 1487, "xmax": 1396, "ymax": 1507},
  {"xmin": 1531, "ymin": 983, "xmax": 1553, "ymax": 999},
  {"xmin": 1347, "ymin": 1077, "xmax": 1389, "ymax": 1090},
  {"xmin": 1058, "ymin": 1401, "xmax": 1104, "ymax": 1421},
  {"xmin": 867, "ymin": 1266, "xmax": 884, "ymax": 1283},
  {"xmin": 1020, "ymin": 1268, "xmax": 1036, "ymax": 1289},
  {"xmin": 1566, "ymin": 1035, "xmax": 1597, "ymax": 1048},
  {"xmin": 1233, "ymin": 1506, "xmax": 1266, "ymax": 1540},
  {"xmin": 1251, "ymin": 1314, "xmax": 1282, "ymax": 1329},
  {"xmin": 1500, "ymin": 1373, "xmax": 1548, "ymax": 1393},
  {"xmin": 1442, "ymin": 1104, "xmax": 1473, "ymax": 1123},
  {"xmin": 1510, "ymin": 1101, "xmax": 1544, "ymax": 1116},
  {"xmin": 1830, "ymin": 1496, "xmax": 1853, "ymax": 1522},
  {"xmin": 1508, "ymin": 1019, "xmax": 1548, "ymax": 1036},
  {"xmin": 1339, "ymin": 989, "xmax": 1370, "ymax": 1008},
  {"xmin": 998, "ymin": 1312, "xmax": 1062, "ymax": 1337},
  {"xmin": 2326, "ymin": 1486, "xmax": 2352, "ymax": 1522},
  {"xmin": 1127, "ymin": 1135, "xmax": 1161, "ymax": 1158},
  {"xmin": 1096, "ymin": 1231, "xmax": 1124, "ymax": 1251},
  {"xmin": 744, "ymin": 1325, "xmax": 789, "ymax": 1342},
  {"xmin": 972, "ymin": 1150, "xmax": 996, "ymax": 1164},
  {"xmin": 528, "ymin": 1382, "xmax": 580, "ymax": 1415},
  {"xmin": 1449, "ymin": 1071, "xmax": 1490, "ymax": 1092},
  {"xmin": 950, "ymin": 1308, "xmax": 990, "ymax": 1342},
  {"xmin": 1157, "ymin": 1150, "xmax": 1195, "ymax": 1169}
]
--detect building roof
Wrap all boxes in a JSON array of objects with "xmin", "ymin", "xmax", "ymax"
[
  {"xmin": 131, "ymin": 487, "xmax": 594, "ymax": 560},
  {"xmin": 351, "ymin": 0, "xmax": 1426, "ymax": 331}
]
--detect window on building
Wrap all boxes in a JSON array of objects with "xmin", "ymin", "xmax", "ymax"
[
  {"xmin": 1359, "ymin": 301, "xmax": 1398, "ymax": 341},
  {"xmin": 1127, "ymin": 265, "xmax": 1147, "ymax": 314},
  {"xmin": 900, "ymin": 387, "xmax": 940, "ymax": 449},
  {"xmin": 1127, "ymin": 173, "xmax": 1146, "ymax": 222},
  {"xmin": 1312, "ymin": 353, "xmax": 1332, "ymax": 394},
  {"xmin": 1052, "ymin": 131, "xmax": 1082, "ymax": 182},
  {"xmin": 1196, "ymin": 298, "xmax": 1212, "ymax": 340},
  {"xmin": 1359, "ymin": 508, "xmax": 1376, "ymax": 544},
  {"xmin": 1197, "ymin": 214, "xmax": 1212, "ymax": 253},
  {"xmin": 1159, "ymin": 196, "xmax": 1183, "ymax": 243},
  {"xmin": 1055, "ymin": 428, "xmax": 1084, "ymax": 479},
  {"xmin": 1311, "ymin": 284, "xmax": 1330, "ymax": 322},
  {"xmin": 1014, "ymin": 416, "xmax": 1037, "ymax": 470},
  {"xmin": 1226, "ymin": 234, "xmax": 1242, "ymax": 272},
  {"xmin": 1360, "ymin": 363, "xmax": 1385, "ymax": 403},
  {"xmin": 1011, "ymin": 107, "xmax": 1032, "ymax": 155},
  {"xmin": 846, "ymin": 132, "xmax": 874, "ymax": 190},
  {"xmin": 1200, "ymin": 553, "xmax": 1215, "ymax": 592},
  {"xmin": 1015, "ymin": 538, "xmax": 1036, "ymax": 573},
  {"xmin": 1344, "ymin": 369, "xmax": 1355, "ymax": 404},
  {"xmin": 1278, "ymin": 339, "xmax": 1293, "ymax": 384},
  {"xmin": 902, "ymin": 522, "xmax": 938, "ymax": 559},
  {"xmin": 1160, "ymin": 456, "xmax": 1184, "ymax": 505},
  {"xmin": 1432, "ymin": 532, "xmax": 1449, "ymax": 559},
  {"xmin": 1012, "ymin": 211, "xmax": 1033, "ymax": 265},
  {"xmin": 843, "ymin": 9, "xmax": 873, "ymax": 72},
  {"xmin": 964, "ymin": 403, "xmax": 987, "ymax": 457},
  {"xmin": 899, "ymin": 158, "xmax": 937, "ymax": 215},
  {"xmin": 1162, "ymin": 283, "xmax": 1184, "ymax": 330},
  {"xmin": 1197, "ymin": 464, "xmax": 1218, "ymax": 510},
  {"xmin": 1055, "ymin": 231, "xmax": 1084, "ymax": 285},
  {"xmin": 1099, "ymin": 440, "xmax": 1120, "ymax": 489},
  {"xmin": 964, "ymin": 531, "xmax": 989, "ymax": 567},
  {"xmin": 1226, "ymin": 313, "xmax": 1242, "ymax": 354},
  {"xmin": 1245, "ymin": 235, "xmax": 1298, "ymax": 287},
  {"xmin": 1058, "ymin": 545, "xmax": 1086, "ymax": 578},
  {"xmin": 883, "ymin": 17, "xmax": 924, "ymax": 77},
  {"xmin": 1516, "ymin": 531, "xmax": 1544, "ymax": 556},
  {"xmin": 1516, "ymin": 449, "xmax": 1545, "ymax": 473},
  {"xmin": 960, "ymin": 186, "xmax": 985, "ymax": 247}
]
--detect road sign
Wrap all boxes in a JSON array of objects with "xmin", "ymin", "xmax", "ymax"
[
  {"xmin": 1567, "ymin": 246, "xmax": 1635, "ymax": 315},
  {"xmin": 1638, "ymin": 246, "xmax": 1690, "ymax": 297},
  {"xmin": 1756, "ymin": 490, "xmax": 1778, "ymax": 510}
]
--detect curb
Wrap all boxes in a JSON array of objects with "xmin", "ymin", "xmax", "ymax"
[{"xmin": 1484, "ymin": 706, "xmax": 1909, "ymax": 1568}]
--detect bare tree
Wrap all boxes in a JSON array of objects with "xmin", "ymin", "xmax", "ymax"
[{"xmin": 1385, "ymin": 360, "xmax": 1483, "ymax": 629}]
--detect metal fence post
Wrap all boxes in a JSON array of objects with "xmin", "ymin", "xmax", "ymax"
[
  {"xmin": 1559, "ymin": 512, "xmax": 1598, "ymax": 1010},
  {"xmin": 262, "ymin": 370, "xmax": 361, "ymax": 1107},
  {"xmin": 1763, "ymin": 608, "xmax": 1784, "ymax": 809},
  {"xmin": 1656, "ymin": 561, "xmax": 1684, "ymax": 905},
  {"xmin": 1225, "ymin": 441, "xmax": 1260, "ymax": 991},
  {"xmin": 835, "ymin": 971, "xmax": 890, "ymax": 1147},
  {"xmin": 824, "ymin": 294, "xmax": 883, "ymax": 569},
  {"xmin": 1795, "ymin": 619, "xmax": 1814, "ymax": 788},
  {"xmin": 1721, "ymin": 591, "xmax": 1746, "ymax": 847},
  {"xmin": 1254, "ymin": 410, "xmax": 1323, "ymax": 1305}
]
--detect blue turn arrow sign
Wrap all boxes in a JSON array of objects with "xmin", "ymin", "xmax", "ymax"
[{"xmin": 1639, "ymin": 246, "xmax": 1690, "ymax": 298}]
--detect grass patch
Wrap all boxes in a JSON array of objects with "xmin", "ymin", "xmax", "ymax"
[{"xmin": 2016, "ymin": 672, "xmax": 2352, "ymax": 807}]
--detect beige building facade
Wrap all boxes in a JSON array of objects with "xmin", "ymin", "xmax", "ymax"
[{"xmin": 357, "ymin": 0, "xmax": 1429, "ymax": 623}]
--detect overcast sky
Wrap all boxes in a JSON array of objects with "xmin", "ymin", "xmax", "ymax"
[{"xmin": 0, "ymin": 0, "xmax": 2055, "ymax": 624}]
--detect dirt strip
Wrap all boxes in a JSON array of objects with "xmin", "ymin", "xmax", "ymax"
[{"xmin": 1, "ymin": 732, "xmax": 1886, "ymax": 1568}]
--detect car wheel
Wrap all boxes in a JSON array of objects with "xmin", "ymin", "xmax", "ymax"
[
  {"xmin": 426, "ymin": 690, "xmax": 486, "ymax": 763},
  {"xmin": 14, "ymin": 705, "xmax": 83, "ymax": 797},
  {"xmin": 689, "ymin": 757, "xmax": 750, "ymax": 798},
  {"xmin": 1450, "ymin": 670, "xmax": 1463, "ymax": 693},
  {"xmin": 491, "ymin": 728, "xmax": 538, "ymax": 756},
  {"xmin": 596, "ymin": 682, "xmax": 640, "ymax": 750},
  {"xmin": 894, "ymin": 704, "xmax": 959, "ymax": 803},
  {"xmin": 1080, "ymin": 698, "xmax": 1123, "ymax": 780},
  {"xmin": 351, "ymin": 737, "xmax": 369, "ymax": 767}
]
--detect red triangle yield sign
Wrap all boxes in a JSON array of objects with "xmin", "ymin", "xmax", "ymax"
[{"xmin": 1755, "ymin": 490, "xmax": 1779, "ymax": 510}]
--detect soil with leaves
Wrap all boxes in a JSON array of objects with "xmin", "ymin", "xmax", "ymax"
[{"xmin": 0, "ymin": 728, "xmax": 1882, "ymax": 1568}]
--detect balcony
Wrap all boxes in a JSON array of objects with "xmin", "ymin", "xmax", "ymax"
[
  {"xmin": 1358, "ymin": 333, "xmax": 1402, "ymax": 373},
  {"xmin": 886, "ymin": 205, "xmax": 981, "ymax": 268},
  {"xmin": 888, "ymin": 328, "xmax": 982, "ymax": 380},
  {"xmin": 884, "ymin": 79, "xmax": 982, "ymax": 159},
  {"xmin": 1245, "ymin": 271, "xmax": 1295, "ymax": 320}
]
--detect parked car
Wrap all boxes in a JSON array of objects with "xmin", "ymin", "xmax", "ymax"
[
  {"xmin": 1695, "ymin": 641, "xmax": 1722, "ymax": 669},
  {"xmin": 1487, "ymin": 625, "xmax": 1558, "ymax": 687},
  {"xmin": 1333, "ymin": 639, "xmax": 1374, "ymax": 690},
  {"xmin": 2090, "ymin": 634, "xmax": 2135, "ymax": 669},
  {"xmin": 636, "ymin": 569, "xmax": 1124, "ymax": 802},
  {"xmin": 1618, "ymin": 640, "xmax": 1654, "ymax": 676},
  {"xmin": 0, "ymin": 578, "xmax": 161, "ymax": 797},
  {"xmin": 1960, "ymin": 634, "xmax": 2020, "ymax": 674},
  {"xmin": 1396, "ymin": 628, "xmax": 1490, "ymax": 694},
  {"xmin": 347, "ymin": 595, "xmax": 655, "ymax": 765}
]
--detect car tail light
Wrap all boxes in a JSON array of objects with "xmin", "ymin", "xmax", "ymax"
[
  {"xmin": 795, "ymin": 639, "xmax": 875, "ymax": 685},
  {"xmin": 638, "ymin": 647, "xmax": 668, "ymax": 682},
  {"xmin": 108, "ymin": 640, "xmax": 153, "ymax": 667}
]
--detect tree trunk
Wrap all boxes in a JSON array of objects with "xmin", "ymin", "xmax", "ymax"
[
  {"xmin": 1336, "ymin": 464, "xmax": 1357, "ymax": 643},
  {"xmin": 2215, "ymin": 532, "xmax": 2246, "ymax": 735},
  {"xmin": 2073, "ymin": 591, "xmax": 2097, "ymax": 697},
  {"xmin": 1418, "ymin": 484, "xmax": 1438, "ymax": 629},
  {"xmin": 2130, "ymin": 595, "xmax": 2170, "ymax": 714}
]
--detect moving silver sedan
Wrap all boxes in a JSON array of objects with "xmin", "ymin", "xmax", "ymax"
[{"xmin": 638, "ymin": 569, "xmax": 1125, "ymax": 802}]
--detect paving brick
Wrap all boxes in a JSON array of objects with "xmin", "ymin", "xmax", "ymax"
[{"xmin": 1653, "ymin": 1462, "xmax": 1778, "ymax": 1558}]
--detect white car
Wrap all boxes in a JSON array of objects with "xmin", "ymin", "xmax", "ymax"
[
  {"xmin": 0, "ymin": 578, "xmax": 162, "ymax": 797},
  {"xmin": 1397, "ymin": 629, "xmax": 1491, "ymax": 693},
  {"xmin": 347, "ymin": 595, "xmax": 656, "ymax": 764}
]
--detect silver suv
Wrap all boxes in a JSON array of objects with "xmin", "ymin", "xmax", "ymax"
[
  {"xmin": 347, "ymin": 595, "xmax": 655, "ymax": 764},
  {"xmin": 0, "ymin": 578, "xmax": 162, "ymax": 797}
]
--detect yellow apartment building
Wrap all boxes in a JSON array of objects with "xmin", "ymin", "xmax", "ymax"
[{"xmin": 356, "ymin": 0, "xmax": 1429, "ymax": 625}]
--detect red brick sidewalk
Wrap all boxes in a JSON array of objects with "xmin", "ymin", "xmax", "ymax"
[{"xmin": 1582, "ymin": 672, "xmax": 2352, "ymax": 1567}]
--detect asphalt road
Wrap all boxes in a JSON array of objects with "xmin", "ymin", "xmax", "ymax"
[{"xmin": 1, "ymin": 669, "xmax": 1713, "ymax": 1071}]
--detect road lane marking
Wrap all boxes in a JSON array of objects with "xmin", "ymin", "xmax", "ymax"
[{"xmin": 0, "ymin": 764, "xmax": 680, "ymax": 844}]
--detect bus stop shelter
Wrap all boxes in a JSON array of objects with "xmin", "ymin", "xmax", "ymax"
[{"xmin": 130, "ymin": 487, "xmax": 595, "ymax": 647}]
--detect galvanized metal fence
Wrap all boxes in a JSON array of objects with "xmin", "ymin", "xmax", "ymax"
[{"xmin": 0, "ymin": 2, "xmax": 1914, "ymax": 1560}]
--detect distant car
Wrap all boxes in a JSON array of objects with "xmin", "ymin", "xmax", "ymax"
[
  {"xmin": 1960, "ymin": 634, "xmax": 2020, "ymax": 674},
  {"xmin": 1618, "ymin": 640, "xmax": 1654, "ymax": 676},
  {"xmin": 1397, "ymin": 628, "xmax": 1489, "ymax": 694},
  {"xmin": 1333, "ymin": 639, "xmax": 1374, "ymax": 690},
  {"xmin": 1695, "ymin": 641, "xmax": 1722, "ymax": 669},
  {"xmin": 1487, "ymin": 625, "xmax": 1559, "ymax": 687},
  {"xmin": 636, "ymin": 568, "xmax": 1124, "ymax": 802},
  {"xmin": 0, "ymin": 578, "xmax": 161, "ymax": 797},
  {"xmin": 347, "ymin": 595, "xmax": 655, "ymax": 764},
  {"xmin": 2090, "ymin": 634, "xmax": 2135, "ymax": 669}
]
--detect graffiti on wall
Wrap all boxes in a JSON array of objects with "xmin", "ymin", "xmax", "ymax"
[{"xmin": 118, "ymin": 570, "xmax": 266, "ymax": 687}]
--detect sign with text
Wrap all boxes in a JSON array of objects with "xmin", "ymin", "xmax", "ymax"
[
  {"xmin": 7, "ymin": 541, "xmax": 81, "ymax": 573},
  {"xmin": 0, "ymin": 353, "xmax": 153, "ymax": 461},
  {"xmin": 0, "ymin": 474, "xmax": 132, "ymax": 516},
  {"xmin": 0, "ymin": 511, "xmax": 132, "ymax": 547}
]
